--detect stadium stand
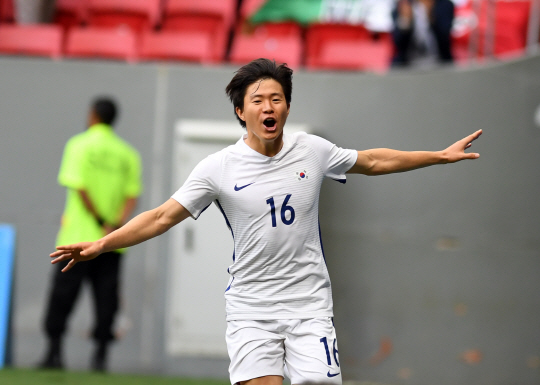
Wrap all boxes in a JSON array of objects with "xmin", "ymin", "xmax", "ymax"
[
  {"xmin": 161, "ymin": 0, "xmax": 237, "ymax": 62},
  {"xmin": 64, "ymin": 27, "xmax": 137, "ymax": 62},
  {"xmin": 53, "ymin": 0, "xmax": 88, "ymax": 30},
  {"xmin": 139, "ymin": 30, "xmax": 213, "ymax": 63},
  {"xmin": 86, "ymin": 0, "xmax": 161, "ymax": 33},
  {"xmin": 1, "ymin": 0, "xmax": 536, "ymax": 70},
  {"xmin": 0, "ymin": 25, "xmax": 63, "ymax": 58}
]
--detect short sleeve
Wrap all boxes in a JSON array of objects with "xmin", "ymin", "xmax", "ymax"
[
  {"xmin": 57, "ymin": 136, "xmax": 86, "ymax": 190},
  {"xmin": 305, "ymin": 134, "xmax": 357, "ymax": 183},
  {"xmin": 171, "ymin": 153, "xmax": 221, "ymax": 219},
  {"xmin": 124, "ymin": 148, "xmax": 143, "ymax": 198}
]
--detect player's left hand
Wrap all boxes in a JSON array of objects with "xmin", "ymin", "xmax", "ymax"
[{"xmin": 442, "ymin": 129, "xmax": 482, "ymax": 163}]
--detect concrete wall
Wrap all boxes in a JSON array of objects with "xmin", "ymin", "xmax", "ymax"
[{"xmin": 1, "ymin": 55, "xmax": 539, "ymax": 385}]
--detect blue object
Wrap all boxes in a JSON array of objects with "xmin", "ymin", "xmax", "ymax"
[{"xmin": 0, "ymin": 224, "xmax": 16, "ymax": 369}]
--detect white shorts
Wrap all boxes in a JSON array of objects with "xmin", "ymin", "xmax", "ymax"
[{"xmin": 226, "ymin": 318, "xmax": 342, "ymax": 385}]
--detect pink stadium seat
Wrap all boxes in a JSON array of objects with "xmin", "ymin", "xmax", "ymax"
[
  {"xmin": 0, "ymin": 0, "xmax": 15, "ymax": 23},
  {"xmin": 54, "ymin": 0, "xmax": 88, "ymax": 29},
  {"xmin": 161, "ymin": 0, "xmax": 237, "ymax": 62},
  {"xmin": 65, "ymin": 27, "xmax": 137, "ymax": 61},
  {"xmin": 305, "ymin": 23, "xmax": 373, "ymax": 69},
  {"xmin": 139, "ymin": 31, "xmax": 213, "ymax": 63},
  {"xmin": 0, "ymin": 25, "xmax": 63, "ymax": 58},
  {"xmin": 86, "ymin": 0, "xmax": 161, "ymax": 32},
  {"xmin": 229, "ymin": 27, "xmax": 302, "ymax": 69}
]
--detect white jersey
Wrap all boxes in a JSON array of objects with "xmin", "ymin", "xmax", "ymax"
[{"xmin": 172, "ymin": 132, "xmax": 357, "ymax": 321}]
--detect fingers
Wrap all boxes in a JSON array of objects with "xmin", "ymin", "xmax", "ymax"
[
  {"xmin": 467, "ymin": 129, "xmax": 482, "ymax": 143},
  {"xmin": 51, "ymin": 253, "xmax": 72, "ymax": 264},
  {"xmin": 61, "ymin": 259, "xmax": 77, "ymax": 273}
]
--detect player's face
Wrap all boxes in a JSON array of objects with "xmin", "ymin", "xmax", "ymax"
[{"xmin": 236, "ymin": 78, "xmax": 290, "ymax": 154}]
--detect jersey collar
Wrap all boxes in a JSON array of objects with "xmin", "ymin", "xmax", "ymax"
[{"xmin": 88, "ymin": 123, "xmax": 113, "ymax": 132}]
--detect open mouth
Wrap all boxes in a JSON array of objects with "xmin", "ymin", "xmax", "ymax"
[{"xmin": 263, "ymin": 118, "xmax": 276, "ymax": 128}]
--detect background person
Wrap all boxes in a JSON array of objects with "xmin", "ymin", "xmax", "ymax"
[
  {"xmin": 391, "ymin": 0, "xmax": 455, "ymax": 67},
  {"xmin": 39, "ymin": 97, "xmax": 142, "ymax": 371}
]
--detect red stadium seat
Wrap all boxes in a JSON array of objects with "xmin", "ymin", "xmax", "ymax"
[
  {"xmin": 139, "ymin": 31, "xmax": 213, "ymax": 63},
  {"xmin": 305, "ymin": 23, "xmax": 374, "ymax": 69},
  {"xmin": 315, "ymin": 39, "xmax": 392, "ymax": 73},
  {"xmin": 161, "ymin": 0, "xmax": 237, "ymax": 62},
  {"xmin": 54, "ymin": 0, "xmax": 88, "ymax": 30},
  {"xmin": 163, "ymin": 0, "xmax": 236, "ymax": 29},
  {"xmin": 0, "ymin": 25, "xmax": 63, "ymax": 58},
  {"xmin": 493, "ymin": 0, "xmax": 530, "ymax": 57},
  {"xmin": 0, "ymin": 0, "xmax": 15, "ymax": 23},
  {"xmin": 229, "ymin": 26, "xmax": 303, "ymax": 69},
  {"xmin": 86, "ymin": 0, "xmax": 161, "ymax": 32},
  {"xmin": 65, "ymin": 27, "xmax": 137, "ymax": 61},
  {"xmin": 451, "ymin": 0, "xmax": 531, "ymax": 61}
]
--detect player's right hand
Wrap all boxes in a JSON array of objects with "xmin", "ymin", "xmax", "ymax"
[{"xmin": 50, "ymin": 242, "xmax": 102, "ymax": 272}]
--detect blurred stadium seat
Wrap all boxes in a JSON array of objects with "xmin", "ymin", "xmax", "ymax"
[
  {"xmin": 86, "ymin": 0, "xmax": 161, "ymax": 33},
  {"xmin": 139, "ymin": 30, "xmax": 213, "ymax": 63},
  {"xmin": 492, "ymin": 0, "xmax": 531, "ymax": 58},
  {"xmin": 316, "ymin": 39, "xmax": 392, "ymax": 73},
  {"xmin": 306, "ymin": 23, "xmax": 391, "ymax": 71},
  {"xmin": 161, "ymin": 0, "xmax": 237, "ymax": 62},
  {"xmin": 65, "ymin": 27, "xmax": 137, "ymax": 61},
  {"xmin": 54, "ymin": 0, "xmax": 88, "ymax": 30},
  {"xmin": 451, "ymin": 0, "xmax": 531, "ymax": 61},
  {"xmin": 0, "ymin": 0, "xmax": 15, "ymax": 23},
  {"xmin": 0, "ymin": 25, "xmax": 63, "ymax": 58},
  {"xmin": 229, "ymin": 24, "xmax": 303, "ymax": 68}
]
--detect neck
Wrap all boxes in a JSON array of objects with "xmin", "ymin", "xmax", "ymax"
[{"xmin": 245, "ymin": 131, "xmax": 284, "ymax": 157}]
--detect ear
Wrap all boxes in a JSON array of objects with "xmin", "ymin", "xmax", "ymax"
[
  {"xmin": 287, "ymin": 103, "xmax": 291, "ymax": 114},
  {"xmin": 235, "ymin": 107, "xmax": 245, "ymax": 122}
]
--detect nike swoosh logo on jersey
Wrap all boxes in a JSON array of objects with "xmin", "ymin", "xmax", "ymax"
[
  {"xmin": 234, "ymin": 182, "xmax": 254, "ymax": 191},
  {"xmin": 327, "ymin": 371, "xmax": 340, "ymax": 378}
]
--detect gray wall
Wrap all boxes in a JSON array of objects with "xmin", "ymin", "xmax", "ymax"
[{"xmin": 1, "ymin": 55, "xmax": 539, "ymax": 385}]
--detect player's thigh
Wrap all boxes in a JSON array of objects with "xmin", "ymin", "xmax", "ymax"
[
  {"xmin": 284, "ymin": 318, "xmax": 342, "ymax": 385},
  {"xmin": 239, "ymin": 375, "xmax": 283, "ymax": 385},
  {"xmin": 226, "ymin": 320, "xmax": 286, "ymax": 385}
]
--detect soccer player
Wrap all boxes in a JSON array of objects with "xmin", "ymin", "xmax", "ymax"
[{"xmin": 50, "ymin": 59, "xmax": 481, "ymax": 385}]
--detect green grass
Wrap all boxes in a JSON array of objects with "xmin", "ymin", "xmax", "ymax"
[{"xmin": 0, "ymin": 368, "xmax": 230, "ymax": 385}]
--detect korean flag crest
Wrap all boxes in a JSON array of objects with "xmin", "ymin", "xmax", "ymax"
[{"xmin": 296, "ymin": 170, "xmax": 308, "ymax": 181}]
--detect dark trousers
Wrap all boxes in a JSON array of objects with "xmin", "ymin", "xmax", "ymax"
[{"xmin": 43, "ymin": 251, "xmax": 122, "ymax": 343}]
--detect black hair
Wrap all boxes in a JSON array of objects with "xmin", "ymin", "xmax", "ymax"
[
  {"xmin": 225, "ymin": 58, "xmax": 293, "ymax": 128},
  {"xmin": 92, "ymin": 97, "xmax": 118, "ymax": 126}
]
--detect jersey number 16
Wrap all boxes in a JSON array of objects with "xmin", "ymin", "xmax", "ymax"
[{"xmin": 266, "ymin": 194, "xmax": 295, "ymax": 227}]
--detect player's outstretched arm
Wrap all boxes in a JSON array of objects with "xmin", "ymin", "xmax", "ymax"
[
  {"xmin": 50, "ymin": 198, "xmax": 191, "ymax": 272},
  {"xmin": 347, "ymin": 129, "xmax": 482, "ymax": 175}
]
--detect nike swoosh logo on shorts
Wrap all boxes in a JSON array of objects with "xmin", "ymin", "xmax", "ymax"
[
  {"xmin": 234, "ymin": 182, "xmax": 254, "ymax": 191},
  {"xmin": 327, "ymin": 371, "xmax": 340, "ymax": 378}
]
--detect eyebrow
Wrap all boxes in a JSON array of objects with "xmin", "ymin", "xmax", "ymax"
[{"xmin": 249, "ymin": 92, "xmax": 283, "ymax": 100}]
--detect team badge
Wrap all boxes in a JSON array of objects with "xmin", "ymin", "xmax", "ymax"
[{"xmin": 296, "ymin": 170, "xmax": 308, "ymax": 181}]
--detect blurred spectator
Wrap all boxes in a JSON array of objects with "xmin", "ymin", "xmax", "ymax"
[
  {"xmin": 39, "ymin": 97, "xmax": 142, "ymax": 372},
  {"xmin": 391, "ymin": 0, "xmax": 455, "ymax": 67}
]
